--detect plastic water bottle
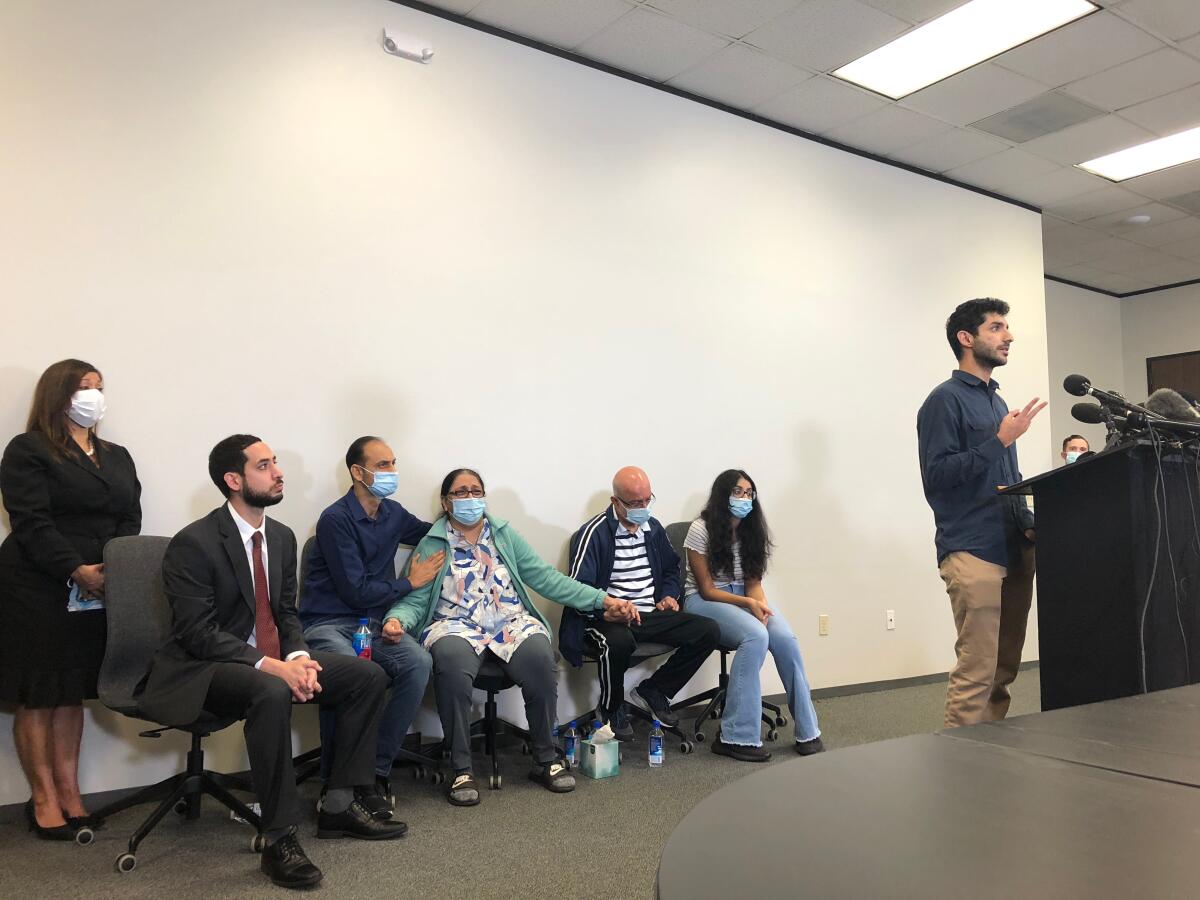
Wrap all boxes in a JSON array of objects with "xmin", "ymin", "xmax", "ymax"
[
  {"xmin": 649, "ymin": 719, "xmax": 665, "ymax": 768},
  {"xmin": 563, "ymin": 720, "xmax": 578, "ymax": 766},
  {"xmin": 353, "ymin": 618, "xmax": 372, "ymax": 661}
]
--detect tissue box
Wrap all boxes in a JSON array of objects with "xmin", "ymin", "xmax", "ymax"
[{"xmin": 579, "ymin": 738, "xmax": 620, "ymax": 779}]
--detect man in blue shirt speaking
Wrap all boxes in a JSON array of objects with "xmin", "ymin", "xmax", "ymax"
[
  {"xmin": 300, "ymin": 436, "xmax": 444, "ymax": 817},
  {"xmin": 917, "ymin": 299, "xmax": 1045, "ymax": 728}
]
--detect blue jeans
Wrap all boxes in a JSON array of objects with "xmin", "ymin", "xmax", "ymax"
[
  {"xmin": 684, "ymin": 585, "xmax": 820, "ymax": 746},
  {"xmin": 303, "ymin": 618, "xmax": 433, "ymax": 778}
]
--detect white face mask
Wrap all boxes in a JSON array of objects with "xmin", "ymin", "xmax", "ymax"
[{"xmin": 68, "ymin": 388, "xmax": 106, "ymax": 428}]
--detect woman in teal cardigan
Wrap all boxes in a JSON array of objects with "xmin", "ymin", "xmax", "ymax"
[{"xmin": 382, "ymin": 467, "xmax": 636, "ymax": 806}]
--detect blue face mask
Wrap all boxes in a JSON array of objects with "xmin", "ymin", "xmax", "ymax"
[
  {"xmin": 362, "ymin": 469, "xmax": 398, "ymax": 498},
  {"xmin": 622, "ymin": 503, "xmax": 652, "ymax": 526},
  {"xmin": 1064, "ymin": 451, "xmax": 1083, "ymax": 465},
  {"xmin": 728, "ymin": 497, "xmax": 754, "ymax": 519},
  {"xmin": 451, "ymin": 497, "xmax": 486, "ymax": 525}
]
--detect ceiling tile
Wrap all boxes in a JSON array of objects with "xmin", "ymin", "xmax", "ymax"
[
  {"xmin": 643, "ymin": 0, "xmax": 802, "ymax": 39},
  {"xmin": 1021, "ymin": 114, "xmax": 1155, "ymax": 165},
  {"xmin": 1060, "ymin": 48, "xmax": 1200, "ymax": 112},
  {"xmin": 823, "ymin": 104, "xmax": 954, "ymax": 154},
  {"xmin": 1117, "ymin": 84, "xmax": 1200, "ymax": 136},
  {"xmin": 744, "ymin": 0, "xmax": 910, "ymax": 73},
  {"xmin": 753, "ymin": 75, "xmax": 889, "ymax": 134},
  {"xmin": 860, "ymin": 0, "xmax": 961, "ymax": 25},
  {"xmin": 1083, "ymin": 201, "xmax": 1188, "ymax": 230},
  {"xmin": 889, "ymin": 127, "xmax": 1009, "ymax": 173},
  {"xmin": 1042, "ymin": 220, "xmax": 1111, "ymax": 248},
  {"xmin": 1120, "ymin": 159, "xmax": 1200, "ymax": 200},
  {"xmin": 667, "ymin": 43, "xmax": 812, "ymax": 108},
  {"xmin": 1049, "ymin": 264, "xmax": 1153, "ymax": 293},
  {"xmin": 1124, "ymin": 215, "xmax": 1200, "ymax": 247},
  {"xmin": 901, "ymin": 64, "xmax": 1049, "ymax": 126},
  {"xmin": 1115, "ymin": 0, "xmax": 1200, "ymax": 41},
  {"xmin": 944, "ymin": 148, "xmax": 1061, "ymax": 195},
  {"xmin": 469, "ymin": 0, "xmax": 635, "ymax": 50},
  {"xmin": 575, "ymin": 7, "xmax": 729, "ymax": 81},
  {"xmin": 994, "ymin": 12, "xmax": 1163, "ymax": 88},
  {"xmin": 1182, "ymin": 34, "xmax": 1200, "ymax": 59},
  {"xmin": 1005, "ymin": 165, "xmax": 1110, "ymax": 207},
  {"xmin": 1044, "ymin": 185, "xmax": 1151, "ymax": 219},
  {"xmin": 972, "ymin": 91, "xmax": 1106, "ymax": 142},
  {"xmin": 1161, "ymin": 234, "xmax": 1200, "ymax": 260}
]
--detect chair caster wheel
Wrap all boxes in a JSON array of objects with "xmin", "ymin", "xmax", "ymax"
[
  {"xmin": 413, "ymin": 765, "xmax": 427, "ymax": 780},
  {"xmin": 250, "ymin": 834, "xmax": 266, "ymax": 853},
  {"xmin": 520, "ymin": 742, "xmax": 531, "ymax": 755},
  {"xmin": 431, "ymin": 771, "xmax": 445, "ymax": 786},
  {"xmin": 766, "ymin": 729, "xmax": 778, "ymax": 742},
  {"xmin": 489, "ymin": 774, "xmax": 502, "ymax": 789},
  {"xmin": 680, "ymin": 741, "xmax": 694, "ymax": 754},
  {"xmin": 75, "ymin": 826, "xmax": 95, "ymax": 846},
  {"xmin": 173, "ymin": 799, "xmax": 189, "ymax": 815},
  {"xmin": 116, "ymin": 853, "xmax": 137, "ymax": 873},
  {"xmin": 693, "ymin": 732, "xmax": 705, "ymax": 744},
  {"xmin": 711, "ymin": 708, "xmax": 722, "ymax": 720},
  {"xmin": 776, "ymin": 715, "xmax": 788, "ymax": 727}
]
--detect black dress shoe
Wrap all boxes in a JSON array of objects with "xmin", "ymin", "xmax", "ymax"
[
  {"xmin": 353, "ymin": 776, "xmax": 393, "ymax": 820},
  {"xmin": 316, "ymin": 799, "xmax": 408, "ymax": 840},
  {"xmin": 66, "ymin": 813, "xmax": 105, "ymax": 830},
  {"xmin": 24, "ymin": 800, "xmax": 75, "ymax": 841},
  {"xmin": 260, "ymin": 831, "xmax": 323, "ymax": 889}
]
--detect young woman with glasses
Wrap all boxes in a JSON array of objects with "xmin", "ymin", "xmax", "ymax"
[{"xmin": 682, "ymin": 469, "xmax": 822, "ymax": 762}]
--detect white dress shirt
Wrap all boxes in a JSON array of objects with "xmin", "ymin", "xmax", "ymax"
[{"xmin": 226, "ymin": 502, "xmax": 308, "ymax": 668}]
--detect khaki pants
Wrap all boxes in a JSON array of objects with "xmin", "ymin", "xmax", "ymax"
[{"xmin": 939, "ymin": 546, "xmax": 1035, "ymax": 728}]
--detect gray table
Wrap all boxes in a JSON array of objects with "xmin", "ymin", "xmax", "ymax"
[
  {"xmin": 944, "ymin": 684, "xmax": 1200, "ymax": 787},
  {"xmin": 658, "ymin": 691, "xmax": 1200, "ymax": 900}
]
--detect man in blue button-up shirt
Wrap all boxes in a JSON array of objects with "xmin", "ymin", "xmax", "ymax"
[
  {"xmin": 917, "ymin": 298, "xmax": 1045, "ymax": 728},
  {"xmin": 300, "ymin": 436, "xmax": 444, "ymax": 816}
]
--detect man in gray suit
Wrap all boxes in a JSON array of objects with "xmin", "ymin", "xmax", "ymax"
[{"xmin": 138, "ymin": 434, "xmax": 404, "ymax": 889}]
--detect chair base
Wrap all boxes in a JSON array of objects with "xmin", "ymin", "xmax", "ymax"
[{"xmin": 92, "ymin": 731, "xmax": 262, "ymax": 864}]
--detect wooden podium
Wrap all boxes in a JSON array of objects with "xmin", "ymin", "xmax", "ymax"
[{"xmin": 1005, "ymin": 441, "xmax": 1200, "ymax": 710}]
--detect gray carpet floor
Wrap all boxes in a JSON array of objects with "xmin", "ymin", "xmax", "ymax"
[{"xmin": 0, "ymin": 669, "xmax": 1040, "ymax": 900}]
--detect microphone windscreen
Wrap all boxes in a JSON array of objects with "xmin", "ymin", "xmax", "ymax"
[
  {"xmin": 1145, "ymin": 388, "xmax": 1200, "ymax": 420},
  {"xmin": 1063, "ymin": 374, "xmax": 1091, "ymax": 397},
  {"xmin": 1071, "ymin": 402, "xmax": 1106, "ymax": 424}
]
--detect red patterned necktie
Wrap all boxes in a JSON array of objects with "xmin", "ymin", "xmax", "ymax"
[{"xmin": 251, "ymin": 531, "xmax": 281, "ymax": 660}]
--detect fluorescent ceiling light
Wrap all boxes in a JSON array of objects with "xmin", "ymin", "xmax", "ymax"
[
  {"xmin": 1077, "ymin": 126, "xmax": 1200, "ymax": 181},
  {"xmin": 832, "ymin": 0, "xmax": 1097, "ymax": 100}
]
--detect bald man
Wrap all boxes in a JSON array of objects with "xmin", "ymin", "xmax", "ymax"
[{"xmin": 561, "ymin": 468, "xmax": 719, "ymax": 740}]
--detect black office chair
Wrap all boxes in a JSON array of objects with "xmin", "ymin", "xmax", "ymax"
[
  {"xmin": 89, "ymin": 536, "xmax": 264, "ymax": 875},
  {"xmin": 297, "ymin": 536, "xmax": 443, "ymax": 786},
  {"xmin": 467, "ymin": 658, "xmax": 532, "ymax": 789},
  {"xmin": 663, "ymin": 521, "xmax": 787, "ymax": 744}
]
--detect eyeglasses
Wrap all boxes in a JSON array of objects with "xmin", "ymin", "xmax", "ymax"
[
  {"xmin": 730, "ymin": 487, "xmax": 756, "ymax": 499},
  {"xmin": 447, "ymin": 487, "xmax": 486, "ymax": 499},
  {"xmin": 616, "ymin": 492, "xmax": 655, "ymax": 510}
]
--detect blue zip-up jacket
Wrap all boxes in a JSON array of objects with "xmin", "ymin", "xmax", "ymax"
[
  {"xmin": 917, "ymin": 370, "xmax": 1035, "ymax": 568},
  {"xmin": 558, "ymin": 505, "xmax": 682, "ymax": 667}
]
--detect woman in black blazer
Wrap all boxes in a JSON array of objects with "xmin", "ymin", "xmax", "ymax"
[{"xmin": 0, "ymin": 359, "xmax": 141, "ymax": 839}]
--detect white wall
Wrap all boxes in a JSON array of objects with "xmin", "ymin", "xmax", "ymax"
[
  {"xmin": 1043, "ymin": 279, "xmax": 1126, "ymax": 460},
  {"xmin": 1120, "ymin": 283, "xmax": 1200, "ymax": 398},
  {"xmin": 0, "ymin": 0, "xmax": 1049, "ymax": 804}
]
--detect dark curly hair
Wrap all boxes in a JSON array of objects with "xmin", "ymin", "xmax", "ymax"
[
  {"xmin": 699, "ymin": 469, "xmax": 771, "ymax": 582},
  {"xmin": 945, "ymin": 297, "xmax": 1009, "ymax": 360}
]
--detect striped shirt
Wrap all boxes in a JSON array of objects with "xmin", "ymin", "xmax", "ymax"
[
  {"xmin": 683, "ymin": 517, "xmax": 743, "ymax": 595},
  {"xmin": 607, "ymin": 517, "xmax": 658, "ymax": 611}
]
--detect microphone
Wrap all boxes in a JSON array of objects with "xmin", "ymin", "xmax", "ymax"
[
  {"xmin": 1062, "ymin": 374, "xmax": 1164, "ymax": 419},
  {"xmin": 1071, "ymin": 402, "xmax": 1108, "ymax": 425},
  {"xmin": 1145, "ymin": 388, "xmax": 1200, "ymax": 421}
]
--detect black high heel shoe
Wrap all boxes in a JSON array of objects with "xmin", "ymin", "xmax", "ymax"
[
  {"xmin": 66, "ymin": 813, "xmax": 104, "ymax": 831},
  {"xmin": 24, "ymin": 800, "xmax": 76, "ymax": 841}
]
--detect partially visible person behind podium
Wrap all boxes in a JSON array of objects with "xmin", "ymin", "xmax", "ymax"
[
  {"xmin": 917, "ymin": 298, "xmax": 1045, "ymax": 728},
  {"xmin": 1060, "ymin": 434, "xmax": 1089, "ymax": 465},
  {"xmin": 0, "ymin": 359, "xmax": 141, "ymax": 840},
  {"xmin": 137, "ymin": 434, "xmax": 405, "ymax": 890}
]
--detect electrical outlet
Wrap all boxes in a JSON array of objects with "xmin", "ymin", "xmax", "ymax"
[
  {"xmin": 818, "ymin": 614, "xmax": 829, "ymax": 636},
  {"xmin": 886, "ymin": 609, "xmax": 896, "ymax": 630}
]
